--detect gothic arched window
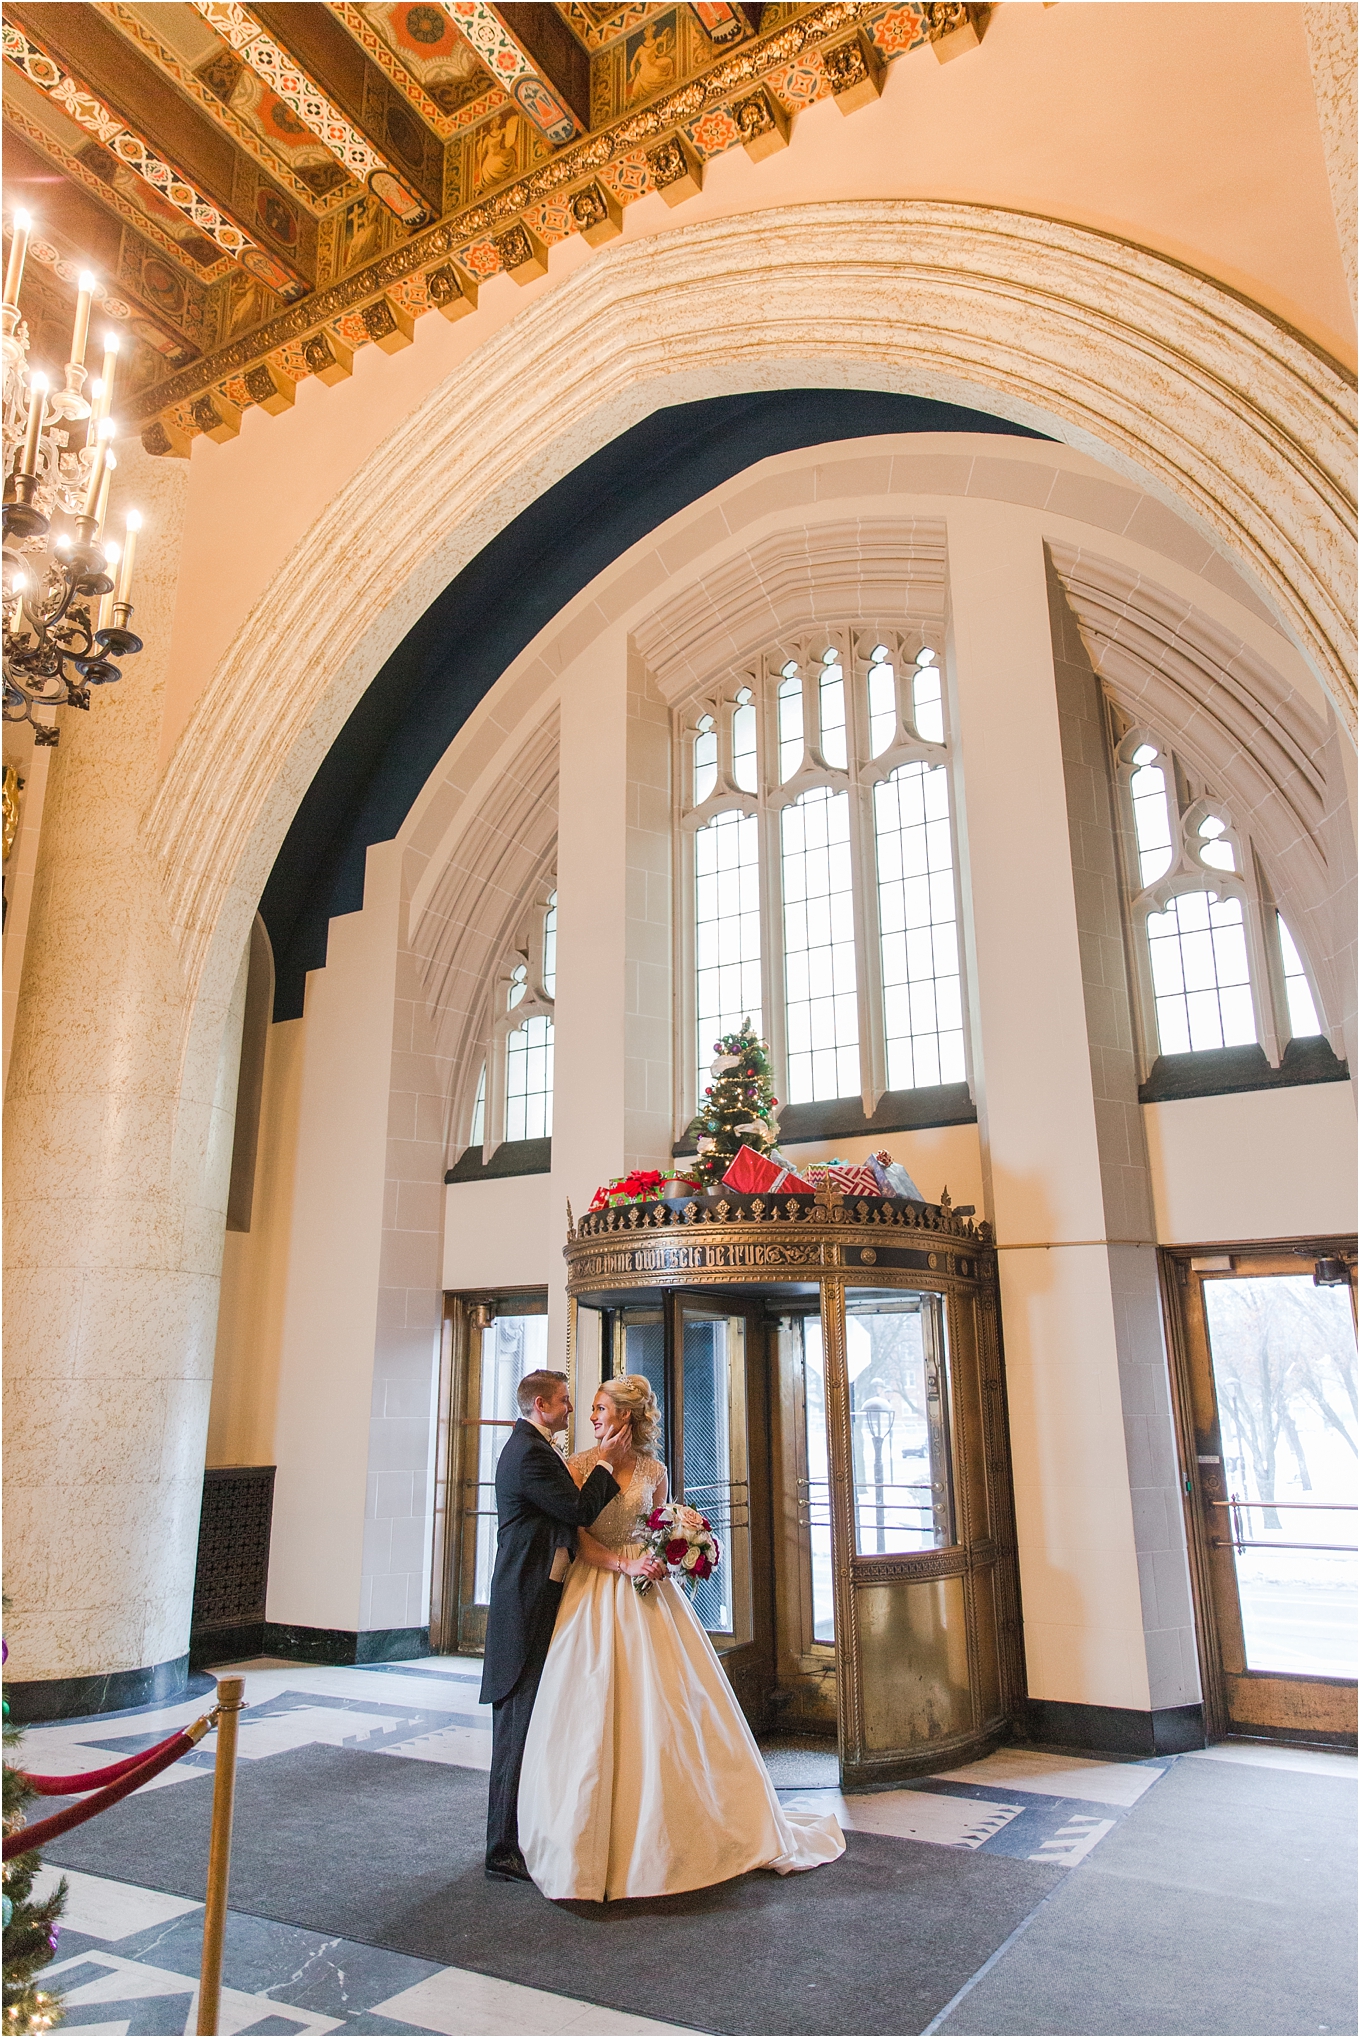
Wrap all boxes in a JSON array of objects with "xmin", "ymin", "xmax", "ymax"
[
  {"xmin": 1115, "ymin": 730, "xmax": 1323, "ymax": 1068},
  {"xmin": 465, "ymin": 885, "xmax": 557, "ymax": 1152},
  {"xmin": 678, "ymin": 630, "xmax": 967, "ymax": 1130}
]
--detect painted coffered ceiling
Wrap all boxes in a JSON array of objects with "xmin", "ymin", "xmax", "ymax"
[{"xmin": 1, "ymin": 1, "xmax": 989, "ymax": 453}]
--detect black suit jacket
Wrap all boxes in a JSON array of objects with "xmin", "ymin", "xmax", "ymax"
[{"xmin": 479, "ymin": 1420, "xmax": 619, "ymax": 1704}]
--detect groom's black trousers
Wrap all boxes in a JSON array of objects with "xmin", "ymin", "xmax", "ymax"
[{"xmin": 485, "ymin": 1579, "xmax": 562, "ymax": 1865}]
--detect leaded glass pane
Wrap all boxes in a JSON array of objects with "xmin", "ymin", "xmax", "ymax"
[
  {"xmin": 778, "ymin": 666, "xmax": 803, "ymax": 783},
  {"xmin": 912, "ymin": 650, "xmax": 944, "ymax": 744},
  {"xmin": 695, "ymin": 810, "xmax": 762, "ymax": 1097},
  {"xmin": 542, "ymin": 891, "xmax": 557, "ymax": 1000},
  {"xmin": 694, "ymin": 717, "xmax": 718, "ymax": 805},
  {"xmin": 1130, "ymin": 746, "xmax": 1175, "ymax": 886},
  {"xmin": 782, "ymin": 787, "xmax": 858, "ymax": 1102},
  {"xmin": 868, "ymin": 647, "xmax": 895, "ymax": 757},
  {"xmin": 506, "ymin": 1013, "xmax": 553, "ymax": 1139},
  {"xmin": 819, "ymin": 650, "xmax": 847, "ymax": 769},
  {"xmin": 875, "ymin": 762, "xmax": 965, "ymax": 1090},
  {"xmin": 1146, "ymin": 891, "xmax": 1255, "ymax": 1055},
  {"xmin": 1278, "ymin": 914, "xmax": 1322, "ymax": 1038}
]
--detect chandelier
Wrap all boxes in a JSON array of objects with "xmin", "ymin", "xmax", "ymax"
[{"xmin": 2, "ymin": 210, "xmax": 143, "ymax": 747}]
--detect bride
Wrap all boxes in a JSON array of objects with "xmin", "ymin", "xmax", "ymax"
[{"xmin": 518, "ymin": 1373, "xmax": 844, "ymax": 1901}]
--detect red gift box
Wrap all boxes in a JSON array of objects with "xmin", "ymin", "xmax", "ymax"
[
  {"xmin": 720, "ymin": 1145, "xmax": 813, "ymax": 1195},
  {"xmin": 806, "ymin": 1160, "xmax": 881, "ymax": 1197}
]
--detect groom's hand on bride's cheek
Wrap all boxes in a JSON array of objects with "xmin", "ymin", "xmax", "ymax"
[{"xmin": 598, "ymin": 1418, "xmax": 630, "ymax": 1466}]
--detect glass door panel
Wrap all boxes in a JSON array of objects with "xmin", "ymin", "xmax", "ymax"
[
  {"xmin": 1201, "ymin": 1274, "xmax": 1357, "ymax": 1681},
  {"xmin": 678, "ymin": 1302, "xmax": 751, "ymax": 1645},
  {"xmin": 1169, "ymin": 1244, "xmax": 1358, "ymax": 1743},
  {"xmin": 845, "ymin": 1293, "xmax": 955, "ymax": 1554},
  {"xmin": 770, "ymin": 1310, "xmax": 838, "ymax": 1734},
  {"xmin": 800, "ymin": 1313, "xmax": 835, "ymax": 1642},
  {"xmin": 472, "ymin": 1311, "xmax": 550, "ymax": 1606},
  {"xmin": 614, "ymin": 1305, "xmax": 667, "ymax": 1452}
]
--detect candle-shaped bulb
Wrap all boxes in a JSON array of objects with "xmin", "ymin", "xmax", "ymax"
[
  {"xmin": 115, "ymin": 510, "xmax": 140, "ymax": 607},
  {"xmin": 93, "ymin": 450, "xmax": 117, "ymax": 536},
  {"xmin": 94, "ymin": 332, "xmax": 120, "ymax": 423},
  {"xmin": 70, "ymin": 272, "xmax": 95, "ymax": 368},
  {"xmin": 21, "ymin": 372, "xmax": 48, "ymax": 477},
  {"xmin": 80, "ymin": 416, "xmax": 116, "ymax": 518},
  {"xmin": 4, "ymin": 211, "xmax": 32, "ymax": 307},
  {"xmin": 97, "ymin": 542, "xmax": 119, "ymax": 632}
]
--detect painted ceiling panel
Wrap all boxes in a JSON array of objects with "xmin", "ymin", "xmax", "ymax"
[{"xmin": 1, "ymin": 2, "xmax": 969, "ymax": 450}]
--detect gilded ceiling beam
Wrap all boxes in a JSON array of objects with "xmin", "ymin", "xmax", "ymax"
[
  {"xmin": 189, "ymin": 0, "xmax": 431, "ymax": 226},
  {"xmin": 1, "ymin": 19, "xmax": 307, "ymax": 301},
  {"xmin": 135, "ymin": 1, "xmax": 986, "ymax": 453}
]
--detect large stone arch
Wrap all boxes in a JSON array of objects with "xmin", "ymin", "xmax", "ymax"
[{"xmin": 149, "ymin": 197, "xmax": 1356, "ymax": 1077}]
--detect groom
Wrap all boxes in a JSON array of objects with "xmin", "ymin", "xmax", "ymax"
[{"xmin": 481, "ymin": 1368, "xmax": 629, "ymax": 1881}]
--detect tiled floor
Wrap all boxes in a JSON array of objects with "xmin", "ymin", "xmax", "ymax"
[{"xmin": 18, "ymin": 1657, "xmax": 1355, "ymax": 2036}]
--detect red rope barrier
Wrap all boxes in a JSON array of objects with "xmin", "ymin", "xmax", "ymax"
[
  {"xmin": 22, "ymin": 1729, "xmax": 192, "ymax": 1796},
  {"xmin": 4, "ymin": 1715, "xmax": 215, "ymax": 1861}
]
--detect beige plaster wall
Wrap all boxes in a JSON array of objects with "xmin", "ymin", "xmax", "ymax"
[{"xmin": 1143, "ymin": 1085, "xmax": 1358, "ymax": 1247}]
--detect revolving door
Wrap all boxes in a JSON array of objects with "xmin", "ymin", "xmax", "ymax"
[{"xmin": 566, "ymin": 1187, "xmax": 1025, "ymax": 1787}]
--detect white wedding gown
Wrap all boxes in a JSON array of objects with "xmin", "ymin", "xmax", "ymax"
[{"xmin": 518, "ymin": 1449, "xmax": 845, "ymax": 1902}]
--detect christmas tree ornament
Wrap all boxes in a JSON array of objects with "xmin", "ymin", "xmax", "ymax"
[{"xmin": 684, "ymin": 1020, "xmax": 785, "ymax": 1188}]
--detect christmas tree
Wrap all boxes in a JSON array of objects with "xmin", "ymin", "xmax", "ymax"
[
  {"xmin": 3, "ymin": 1690, "xmax": 66, "ymax": 2034},
  {"xmin": 685, "ymin": 1020, "xmax": 781, "ymax": 1188}
]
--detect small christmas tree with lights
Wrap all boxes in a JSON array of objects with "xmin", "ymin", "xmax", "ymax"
[
  {"xmin": 3, "ymin": 1665, "xmax": 66, "ymax": 2034},
  {"xmin": 686, "ymin": 1020, "xmax": 781, "ymax": 1188}
]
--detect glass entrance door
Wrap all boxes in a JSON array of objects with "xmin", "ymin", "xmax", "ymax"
[
  {"xmin": 436, "ymin": 1291, "xmax": 550, "ymax": 1655},
  {"xmin": 1170, "ymin": 1245, "xmax": 1357, "ymax": 1741},
  {"xmin": 771, "ymin": 1309, "xmax": 837, "ymax": 1732},
  {"xmin": 605, "ymin": 1291, "xmax": 771, "ymax": 1718}
]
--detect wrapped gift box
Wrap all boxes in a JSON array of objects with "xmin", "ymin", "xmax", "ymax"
[
  {"xmin": 804, "ymin": 1159, "xmax": 881, "ymax": 1197},
  {"xmin": 720, "ymin": 1145, "xmax": 814, "ymax": 1195}
]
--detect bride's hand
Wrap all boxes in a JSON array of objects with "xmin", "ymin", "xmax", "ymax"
[{"xmin": 622, "ymin": 1554, "xmax": 666, "ymax": 1580}]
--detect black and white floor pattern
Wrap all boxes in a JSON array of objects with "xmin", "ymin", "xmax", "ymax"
[{"xmin": 21, "ymin": 1656, "xmax": 1357, "ymax": 2037}]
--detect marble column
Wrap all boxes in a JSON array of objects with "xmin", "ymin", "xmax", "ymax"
[
  {"xmin": 945, "ymin": 499, "xmax": 1201, "ymax": 1750},
  {"xmin": 2, "ymin": 445, "xmax": 249, "ymax": 1718}
]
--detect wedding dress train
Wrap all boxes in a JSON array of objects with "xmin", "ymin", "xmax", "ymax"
[{"xmin": 518, "ymin": 1450, "xmax": 845, "ymax": 1901}]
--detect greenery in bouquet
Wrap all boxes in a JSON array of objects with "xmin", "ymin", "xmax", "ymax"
[
  {"xmin": 633, "ymin": 1504, "xmax": 722, "ymax": 1596},
  {"xmin": 684, "ymin": 1021, "xmax": 781, "ymax": 1189}
]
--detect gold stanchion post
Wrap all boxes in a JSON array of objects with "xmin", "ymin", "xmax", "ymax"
[{"xmin": 196, "ymin": 1675, "xmax": 245, "ymax": 2036}]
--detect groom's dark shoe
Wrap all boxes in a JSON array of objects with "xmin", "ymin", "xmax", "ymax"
[{"xmin": 485, "ymin": 1850, "xmax": 533, "ymax": 1883}]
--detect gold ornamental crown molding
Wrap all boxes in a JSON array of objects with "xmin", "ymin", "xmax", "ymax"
[
  {"xmin": 126, "ymin": 0, "xmax": 901, "ymax": 429},
  {"xmin": 144, "ymin": 196, "xmax": 1358, "ymax": 1058}
]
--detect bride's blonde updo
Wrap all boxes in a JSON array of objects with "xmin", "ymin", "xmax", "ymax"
[{"xmin": 598, "ymin": 1373, "xmax": 662, "ymax": 1455}]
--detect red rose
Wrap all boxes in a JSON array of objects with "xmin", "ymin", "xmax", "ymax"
[
  {"xmin": 700, "ymin": 1518, "xmax": 711, "ymax": 1531},
  {"xmin": 665, "ymin": 1538, "xmax": 689, "ymax": 1564},
  {"xmin": 647, "ymin": 1508, "xmax": 667, "ymax": 1529},
  {"xmin": 694, "ymin": 1555, "xmax": 711, "ymax": 1579}
]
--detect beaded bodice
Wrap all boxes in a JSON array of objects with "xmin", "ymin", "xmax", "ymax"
[{"xmin": 569, "ymin": 1449, "xmax": 665, "ymax": 1551}]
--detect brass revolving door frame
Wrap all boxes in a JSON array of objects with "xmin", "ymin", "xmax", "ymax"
[{"xmin": 565, "ymin": 1184, "xmax": 1026, "ymax": 1788}]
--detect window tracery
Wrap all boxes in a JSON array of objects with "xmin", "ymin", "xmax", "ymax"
[
  {"xmin": 466, "ymin": 884, "xmax": 557, "ymax": 1151},
  {"xmin": 677, "ymin": 629, "xmax": 967, "ymax": 1129},
  {"xmin": 1114, "ymin": 729, "xmax": 1322, "ymax": 1067}
]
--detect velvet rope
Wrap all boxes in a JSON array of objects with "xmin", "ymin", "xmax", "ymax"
[
  {"xmin": 3, "ymin": 1717, "xmax": 213, "ymax": 1861},
  {"xmin": 22, "ymin": 1728, "xmax": 193, "ymax": 1796}
]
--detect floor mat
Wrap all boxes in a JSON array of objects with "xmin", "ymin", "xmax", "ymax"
[{"xmin": 43, "ymin": 1744, "xmax": 1062, "ymax": 2036}]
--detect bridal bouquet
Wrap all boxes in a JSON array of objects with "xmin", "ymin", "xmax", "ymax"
[{"xmin": 633, "ymin": 1503, "xmax": 721, "ymax": 1596}]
